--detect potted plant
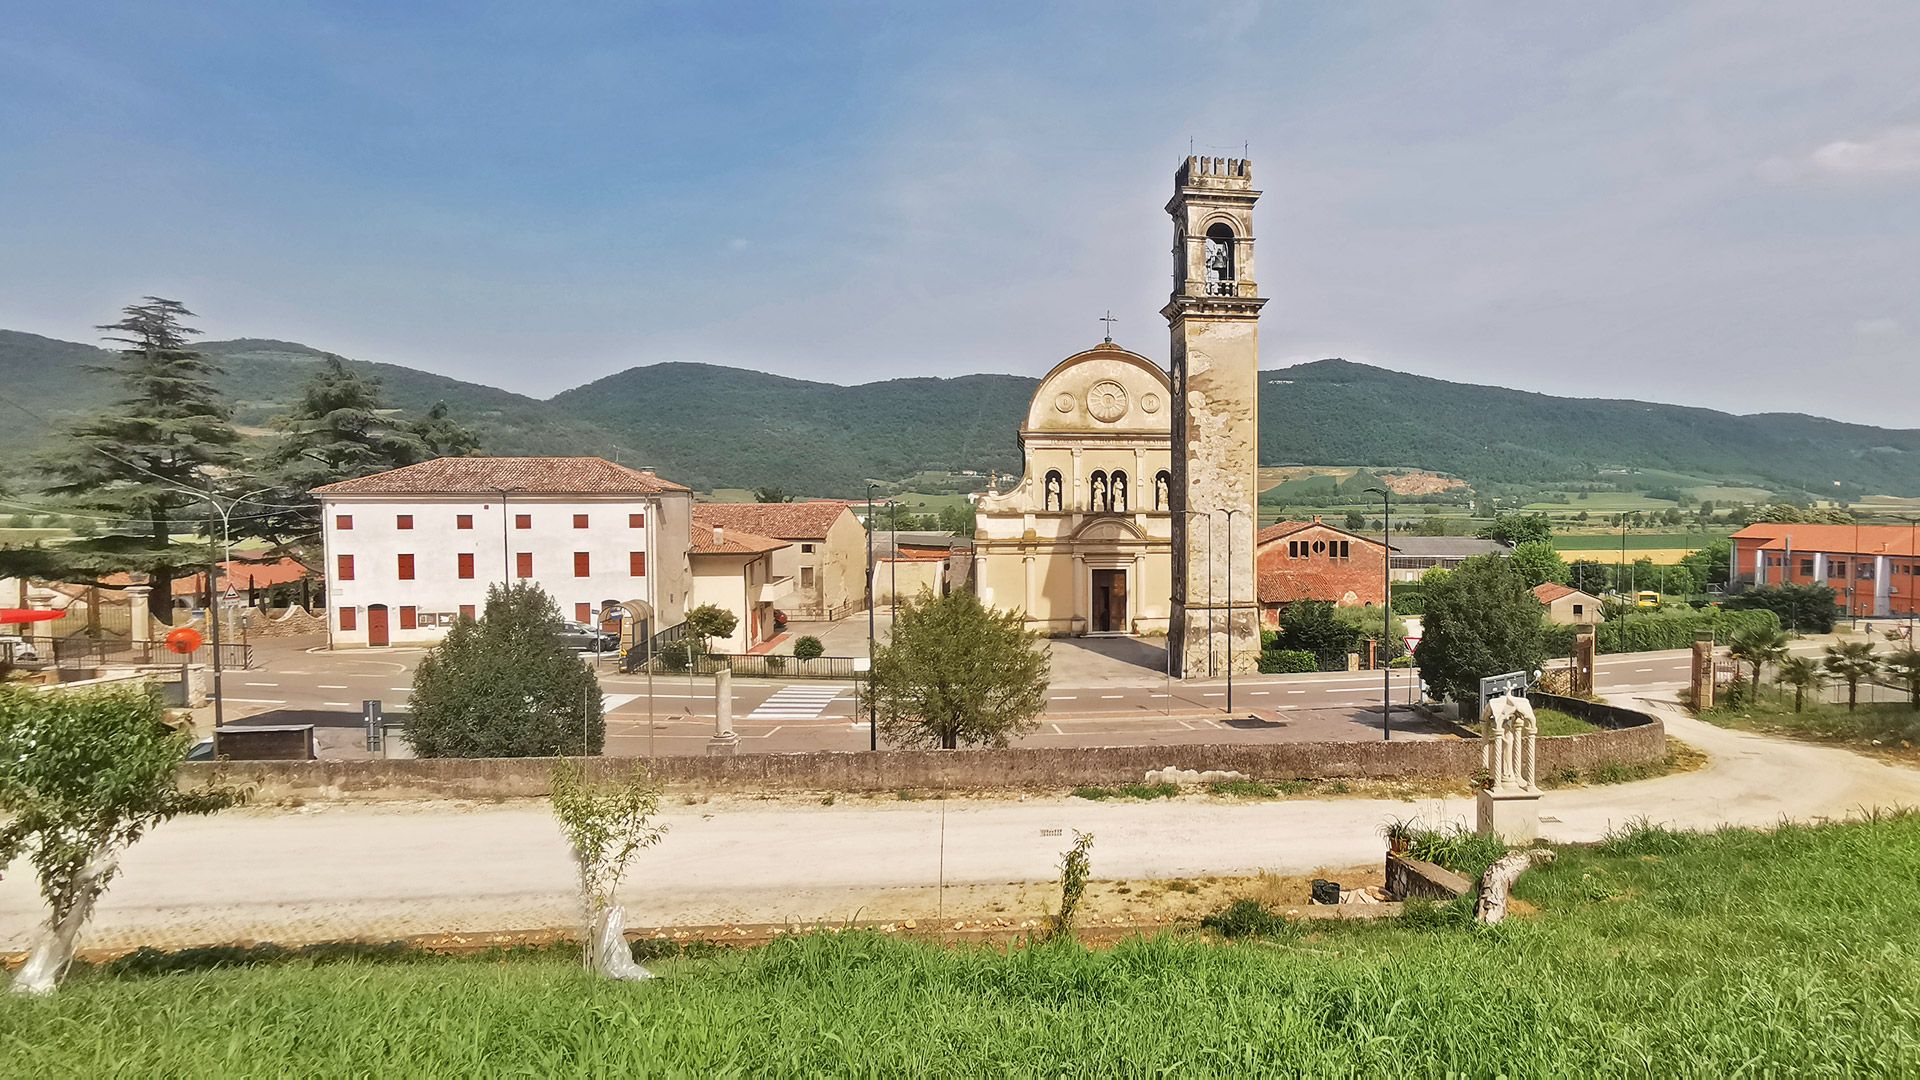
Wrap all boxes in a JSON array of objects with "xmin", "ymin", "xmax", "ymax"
[{"xmin": 1380, "ymin": 816, "xmax": 1416, "ymax": 856}]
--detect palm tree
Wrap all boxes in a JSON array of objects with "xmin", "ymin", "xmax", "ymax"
[
  {"xmin": 1728, "ymin": 625, "xmax": 1790, "ymax": 690},
  {"xmin": 1777, "ymin": 655, "xmax": 1824, "ymax": 713},
  {"xmin": 1823, "ymin": 641, "xmax": 1880, "ymax": 712},
  {"xmin": 1884, "ymin": 648, "xmax": 1920, "ymax": 712}
]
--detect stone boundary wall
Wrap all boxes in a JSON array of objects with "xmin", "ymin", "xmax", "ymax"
[{"xmin": 186, "ymin": 709, "xmax": 1665, "ymax": 802}]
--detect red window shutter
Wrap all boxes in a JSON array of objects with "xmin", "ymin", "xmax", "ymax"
[
  {"xmin": 575, "ymin": 602, "xmax": 591, "ymax": 623},
  {"xmin": 396, "ymin": 514, "xmax": 413, "ymax": 530},
  {"xmin": 573, "ymin": 513, "xmax": 589, "ymax": 529},
  {"xmin": 630, "ymin": 551, "xmax": 646, "ymax": 577},
  {"xmin": 339, "ymin": 606, "xmax": 357, "ymax": 631},
  {"xmin": 397, "ymin": 554, "xmax": 415, "ymax": 580},
  {"xmin": 335, "ymin": 514, "xmax": 353, "ymax": 530},
  {"xmin": 457, "ymin": 514, "xmax": 473, "ymax": 530},
  {"xmin": 399, "ymin": 606, "xmax": 417, "ymax": 630},
  {"xmin": 516, "ymin": 552, "xmax": 532, "ymax": 578},
  {"xmin": 337, "ymin": 554, "xmax": 355, "ymax": 581},
  {"xmin": 459, "ymin": 604, "xmax": 476, "ymax": 620},
  {"xmin": 629, "ymin": 512, "xmax": 645, "ymax": 528},
  {"xmin": 574, "ymin": 552, "xmax": 590, "ymax": 577},
  {"xmin": 515, "ymin": 514, "xmax": 531, "ymax": 529},
  {"xmin": 457, "ymin": 553, "xmax": 475, "ymax": 579}
]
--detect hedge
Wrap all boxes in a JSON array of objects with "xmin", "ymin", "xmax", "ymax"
[
  {"xmin": 1257, "ymin": 648, "xmax": 1318, "ymax": 674},
  {"xmin": 1540, "ymin": 607, "xmax": 1784, "ymax": 657}
]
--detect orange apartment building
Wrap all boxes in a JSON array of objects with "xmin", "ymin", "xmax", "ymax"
[{"xmin": 1730, "ymin": 522, "xmax": 1920, "ymax": 617}]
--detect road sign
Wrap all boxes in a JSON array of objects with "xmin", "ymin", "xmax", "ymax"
[
  {"xmin": 364, "ymin": 700, "xmax": 384, "ymax": 752},
  {"xmin": 223, "ymin": 584, "xmax": 239, "ymax": 602},
  {"xmin": 1479, "ymin": 671, "xmax": 1530, "ymax": 702},
  {"xmin": 164, "ymin": 627, "xmax": 203, "ymax": 654}
]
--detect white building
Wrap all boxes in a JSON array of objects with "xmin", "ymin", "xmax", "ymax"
[{"xmin": 314, "ymin": 457, "xmax": 695, "ymax": 649}]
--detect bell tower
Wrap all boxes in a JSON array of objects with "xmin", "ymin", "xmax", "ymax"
[{"xmin": 1165, "ymin": 155, "xmax": 1265, "ymax": 678}]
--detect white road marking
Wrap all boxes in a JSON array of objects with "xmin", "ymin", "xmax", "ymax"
[
  {"xmin": 322, "ymin": 701, "xmax": 352, "ymax": 707},
  {"xmin": 1202, "ymin": 692, "xmax": 1225, "ymax": 698},
  {"xmin": 1149, "ymin": 693, "xmax": 1170, "ymax": 698},
  {"xmin": 243, "ymin": 682, "xmax": 278, "ymax": 687},
  {"xmin": 318, "ymin": 684, "xmax": 349, "ymax": 690},
  {"xmin": 601, "ymin": 694, "xmax": 641, "ymax": 712},
  {"xmin": 391, "ymin": 687, "xmax": 412, "ymax": 692},
  {"xmin": 225, "ymin": 698, "xmax": 286, "ymax": 705},
  {"xmin": 1099, "ymin": 694, "xmax": 1124, "ymax": 700},
  {"xmin": 1635, "ymin": 668, "xmax": 1654, "ymax": 673},
  {"xmin": 1250, "ymin": 691, "xmax": 1270, "ymax": 696},
  {"xmin": 1050, "ymin": 695, "xmax": 1078, "ymax": 701},
  {"xmin": 1287, "ymin": 690, "xmax": 1307, "ymax": 695},
  {"xmin": 746, "ymin": 686, "xmax": 843, "ymax": 721}
]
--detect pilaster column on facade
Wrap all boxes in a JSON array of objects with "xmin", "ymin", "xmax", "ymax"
[
  {"xmin": 1022, "ymin": 553, "xmax": 1036, "ymax": 619},
  {"xmin": 1072, "ymin": 553, "xmax": 1087, "ymax": 633},
  {"xmin": 1132, "ymin": 551, "xmax": 1146, "ymax": 633},
  {"xmin": 1070, "ymin": 448, "xmax": 1084, "ymax": 512}
]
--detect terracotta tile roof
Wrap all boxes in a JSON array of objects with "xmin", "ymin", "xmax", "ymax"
[
  {"xmin": 1255, "ymin": 518, "xmax": 1389, "ymax": 550},
  {"xmin": 99, "ymin": 557, "xmax": 315, "ymax": 593},
  {"xmin": 689, "ymin": 526, "xmax": 789, "ymax": 556},
  {"xmin": 1732, "ymin": 523, "xmax": 1919, "ymax": 557},
  {"xmin": 692, "ymin": 501, "xmax": 852, "ymax": 540},
  {"xmin": 1532, "ymin": 582, "xmax": 1579, "ymax": 603},
  {"xmin": 312, "ymin": 457, "xmax": 690, "ymax": 496}
]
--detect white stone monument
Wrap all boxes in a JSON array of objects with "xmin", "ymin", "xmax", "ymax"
[
  {"xmin": 706, "ymin": 668, "xmax": 738, "ymax": 756},
  {"xmin": 1476, "ymin": 693, "xmax": 1541, "ymax": 843}
]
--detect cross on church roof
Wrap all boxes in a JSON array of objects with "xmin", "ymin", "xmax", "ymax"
[{"xmin": 1099, "ymin": 310, "xmax": 1117, "ymax": 343}]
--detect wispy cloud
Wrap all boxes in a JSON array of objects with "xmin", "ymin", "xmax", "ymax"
[{"xmin": 1763, "ymin": 127, "xmax": 1920, "ymax": 183}]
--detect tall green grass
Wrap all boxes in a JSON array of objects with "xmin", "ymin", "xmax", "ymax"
[{"xmin": 6, "ymin": 813, "xmax": 1920, "ymax": 1075}]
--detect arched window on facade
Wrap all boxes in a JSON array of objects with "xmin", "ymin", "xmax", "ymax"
[
  {"xmin": 1043, "ymin": 470, "xmax": 1063, "ymax": 512},
  {"xmin": 1089, "ymin": 470, "xmax": 1109, "ymax": 512},
  {"xmin": 1154, "ymin": 471, "xmax": 1170, "ymax": 510},
  {"xmin": 1110, "ymin": 471, "xmax": 1128, "ymax": 512},
  {"xmin": 1204, "ymin": 222, "xmax": 1236, "ymax": 295}
]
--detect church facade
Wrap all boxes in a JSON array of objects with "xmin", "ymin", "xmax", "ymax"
[
  {"xmin": 971, "ymin": 342, "xmax": 1175, "ymax": 636},
  {"xmin": 971, "ymin": 155, "xmax": 1264, "ymax": 661}
]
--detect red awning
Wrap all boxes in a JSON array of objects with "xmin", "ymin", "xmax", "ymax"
[{"xmin": 0, "ymin": 609, "xmax": 65, "ymax": 625}]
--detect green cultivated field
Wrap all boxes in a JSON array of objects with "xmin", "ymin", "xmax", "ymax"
[
  {"xmin": 5, "ymin": 815, "xmax": 1919, "ymax": 1074},
  {"xmin": 1552, "ymin": 531, "xmax": 1726, "ymax": 552}
]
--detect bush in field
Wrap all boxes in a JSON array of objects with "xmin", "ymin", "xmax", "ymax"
[
  {"xmin": 792, "ymin": 635, "xmax": 825, "ymax": 661},
  {"xmin": 0, "ymin": 684, "xmax": 242, "ymax": 993},
  {"xmin": 407, "ymin": 582, "xmax": 603, "ymax": 757}
]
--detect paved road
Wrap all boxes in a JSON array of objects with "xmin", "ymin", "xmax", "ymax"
[
  {"xmin": 8, "ymin": 699, "xmax": 1918, "ymax": 952},
  {"xmin": 218, "ymin": 638, "xmax": 1716, "ymax": 756}
]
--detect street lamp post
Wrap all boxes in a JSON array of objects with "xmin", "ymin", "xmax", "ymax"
[
  {"xmin": 1180, "ymin": 510, "xmax": 1217, "ymax": 677},
  {"xmin": 866, "ymin": 484, "xmax": 879, "ymax": 751},
  {"xmin": 1221, "ymin": 507, "xmax": 1242, "ymax": 714},
  {"xmin": 172, "ymin": 486, "xmax": 273, "ymax": 739},
  {"xmin": 1368, "ymin": 486, "xmax": 1394, "ymax": 741}
]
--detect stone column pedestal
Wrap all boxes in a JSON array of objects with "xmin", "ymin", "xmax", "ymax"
[
  {"xmin": 1476, "ymin": 788, "xmax": 1541, "ymax": 845},
  {"xmin": 707, "ymin": 668, "xmax": 738, "ymax": 756},
  {"xmin": 1690, "ymin": 630, "xmax": 1716, "ymax": 710},
  {"xmin": 1572, "ymin": 626, "xmax": 1596, "ymax": 697}
]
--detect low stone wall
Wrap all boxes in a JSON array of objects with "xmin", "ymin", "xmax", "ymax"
[
  {"xmin": 1385, "ymin": 853, "xmax": 1471, "ymax": 900},
  {"xmin": 186, "ymin": 709, "xmax": 1666, "ymax": 802}
]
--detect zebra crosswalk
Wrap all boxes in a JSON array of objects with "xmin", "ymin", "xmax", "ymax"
[{"xmin": 744, "ymin": 685, "xmax": 847, "ymax": 721}]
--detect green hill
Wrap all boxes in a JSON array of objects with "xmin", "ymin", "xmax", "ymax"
[{"xmin": 2, "ymin": 328, "xmax": 1915, "ymax": 499}]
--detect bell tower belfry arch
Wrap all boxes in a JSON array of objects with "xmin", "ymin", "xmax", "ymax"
[{"xmin": 1164, "ymin": 155, "xmax": 1266, "ymax": 678}]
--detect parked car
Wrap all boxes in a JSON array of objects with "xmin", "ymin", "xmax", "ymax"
[
  {"xmin": 0, "ymin": 634, "xmax": 40, "ymax": 663},
  {"xmin": 554, "ymin": 621, "xmax": 621, "ymax": 653}
]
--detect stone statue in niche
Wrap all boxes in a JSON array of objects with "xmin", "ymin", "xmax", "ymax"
[
  {"xmin": 1156, "ymin": 474, "xmax": 1169, "ymax": 510},
  {"xmin": 1112, "ymin": 474, "xmax": 1128, "ymax": 512},
  {"xmin": 1091, "ymin": 475, "xmax": 1107, "ymax": 512},
  {"xmin": 1044, "ymin": 474, "xmax": 1062, "ymax": 512}
]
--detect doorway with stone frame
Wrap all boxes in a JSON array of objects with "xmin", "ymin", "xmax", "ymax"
[{"xmin": 1087, "ymin": 565, "xmax": 1129, "ymax": 635}]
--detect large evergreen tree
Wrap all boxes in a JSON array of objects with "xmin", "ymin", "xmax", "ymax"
[
  {"xmin": 34, "ymin": 299, "xmax": 239, "ymax": 619},
  {"xmin": 249, "ymin": 356, "xmax": 437, "ymax": 560}
]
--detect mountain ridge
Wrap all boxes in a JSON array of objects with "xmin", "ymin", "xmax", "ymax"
[{"xmin": 1, "ymin": 328, "xmax": 1914, "ymax": 498}]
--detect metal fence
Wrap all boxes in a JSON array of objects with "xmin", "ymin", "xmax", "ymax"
[
  {"xmin": 631, "ymin": 650, "xmax": 863, "ymax": 681},
  {"xmin": 50, "ymin": 635, "xmax": 253, "ymax": 671}
]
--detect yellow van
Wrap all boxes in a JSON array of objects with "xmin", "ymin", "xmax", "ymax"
[{"xmin": 1634, "ymin": 590, "xmax": 1660, "ymax": 608}]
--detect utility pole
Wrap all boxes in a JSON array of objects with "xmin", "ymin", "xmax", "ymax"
[
  {"xmin": 1369, "ymin": 486, "xmax": 1394, "ymax": 741},
  {"xmin": 866, "ymin": 484, "xmax": 878, "ymax": 751}
]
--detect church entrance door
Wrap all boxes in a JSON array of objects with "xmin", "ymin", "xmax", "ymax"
[{"xmin": 1090, "ymin": 569, "xmax": 1127, "ymax": 634}]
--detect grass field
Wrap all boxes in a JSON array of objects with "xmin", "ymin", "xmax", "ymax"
[
  {"xmin": 6, "ymin": 815, "xmax": 1920, "ymax": 1073},
  {"xmin": 1704, "ymin": 688, "xmax": 1920, "ymax": 758}
]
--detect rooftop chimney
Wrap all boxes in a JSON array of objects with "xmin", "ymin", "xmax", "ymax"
[{"xmin": 713, "ymin": 526, "xmax": 724, "ymax": 546}]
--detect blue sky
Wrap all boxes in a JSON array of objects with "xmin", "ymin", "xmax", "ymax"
[{"xmin": 3, "ymin": 2, "xmax": 1917, "ymax": 426}]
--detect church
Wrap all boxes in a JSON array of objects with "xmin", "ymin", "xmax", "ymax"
[{"xmin": 973, "ymin": 155, "xmax": 1264, "ymax": 677}]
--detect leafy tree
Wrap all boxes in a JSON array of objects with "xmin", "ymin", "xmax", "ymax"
[
  {"xmin": 1271, "ymin": 600, "xmax": 1361, "ymax": 666},
  {"xmin": 406, "ymin": 582, "xmax": 604, "ymax": 757},
  {"xmin": 1777, "ymin": 655, "xmax": 1824, "ymax": 713},
  {"xmin": 1332, "ymin": 603, "xmax": 1408, "ymax": 661},
  {"xmin": 30, "ymin": 299, "xmax": 239, "ymax": 619},
  {"xmin": 1344, "ymin": 510, "xmax": 1366, "ymax": 531},
  {"xmin": 753, "ymin": 487, "xmax": 791, "ymax": 503},
  {"xmin": 1727, "ymin": 624, "xmax": 1789, "ymax": 690},
  {"xmin": 1478, "ymin": 512, "xmax": 1552, "ymax": 547},
  {"xmin": 866, "ymin": 588, "xmax": 1049, "ymax": 749},
  {"xmin": 1822, "ymin": 641, "xmax": 1879, "ymax": 712},
  {"xmin": 0, "ymin": 684, "xmax": 242, "ymax": 993},
  {"xmin": 1884, "ymin": 648, "xmax": 1920, "ymax": 711},
  {"xmin": 550, "ymin": 760, "xmax": 667, "ymax": 981},
  {"xmin": 792, "ymin": 635, "xmax": 825, "ymax": 660},
  {"xmin": 937, "ymin": 502, "xmax": 977, "ymax": 535},
  {"xmin": 1414, "ymin": 555, "xmax": 1547, "ymax": 705},
  {"xmin": 1726, "ymin": 583, "xmax": 1839, "ymax": 633},
  {"xmin": 1509, "ymin": 540, "xmax": 1569, "ymax": 588},
  {"xmin": 683, "ymin": 603, "xmax": 739, "ymax": 655}
]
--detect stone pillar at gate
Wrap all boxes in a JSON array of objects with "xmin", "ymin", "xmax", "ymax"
[
  {"xmin": 1690, "ymin": 630, "xmax": 1716, "ymax": 711},
  {"xmin": 1571, "ymin": 625, "xmax": 1596, "ymax": 697},
  {"xmin": 126, "ymin": 584, "xmax": 154, "ymax": 661},
  {"xmin": 1165, "ymin": 154, "xmax": 1266, "ymax": 678}
]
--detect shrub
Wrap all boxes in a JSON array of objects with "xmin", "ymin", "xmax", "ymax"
[
  {"xmin": 1257, "ymin": 648, "xmax": 1317, "ymax": 674},
  {"xmin": 1201, "ymin": 899, "xmax": 1295, "ymax": 940},
  {"xmin": 1404, "ymin": 824, "xmax": 1510, "ymax": 884},
  {"xmin": 792, "ymin": 635, "xmax": 825, "ymax": 661},
  {"xmin": 1045, "ymin": 831, "xmax": 1093, "ymax": 942},
  {"xmin": 866, "ymin": 589, "xmax": 1050, "ymax": 749}
]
